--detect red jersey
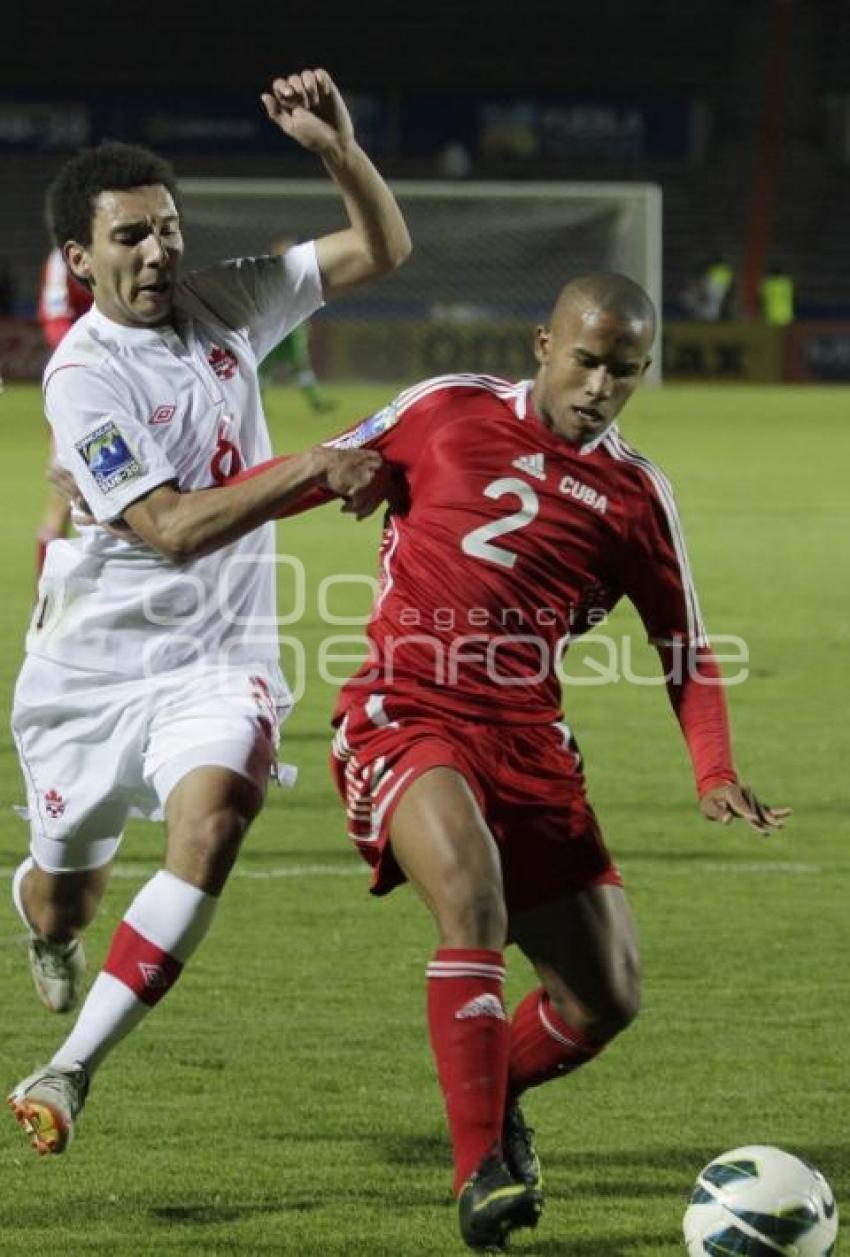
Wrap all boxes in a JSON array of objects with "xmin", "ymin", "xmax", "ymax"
[
  {"xmin": 331, "ymin": 375, "xmax": 700, "ymax": 704},
  {"xmin": 329, "ymin": 373, "xmax": 736, "ymax": 794},
  {"xmin": 37, "ymin": 248, "xmax": 92, "ymax": 349},
  {"xmin": 237, "ymin": 372, "xmax": 737, "ymax": 794}
]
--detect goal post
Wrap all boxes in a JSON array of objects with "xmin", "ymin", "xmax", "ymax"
[{"xmin": 180, "ymin": 179, "xmax": 662, "ymax": 385}]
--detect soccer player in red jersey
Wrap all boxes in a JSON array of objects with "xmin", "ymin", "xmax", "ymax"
[
  {"xmin": 50, "ymin": 274, "xmax": 788, "ymax": 1248},
  {"xmin": 278, "ymin": 273, "xmax": 787, "ymax": 1248},
  {"xmin": 35, "ymin": 247, "xmax": 94, "ymax": 577}
]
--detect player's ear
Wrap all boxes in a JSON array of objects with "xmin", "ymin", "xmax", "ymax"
[
  {"xmin": 533, "ymin": 325, "xmax": 551, "ymax": 366},
  {"xmin": 64, "ymin": 241, "xmax": 93, "ymax": 286},
  {"xmin": 639, "ymin": 355, "xmax": 652, "ymax": 378}
]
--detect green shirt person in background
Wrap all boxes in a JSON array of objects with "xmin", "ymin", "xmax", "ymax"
[
  {"xmin": 760, "ymin": 264, "xmax": 795, "ymax": 326},
  {"xmin": 260, "ymin": 236, "xmax": 338, "ymax": 411}
]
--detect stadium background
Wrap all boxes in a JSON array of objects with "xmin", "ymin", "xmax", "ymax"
[{"xmin": 0, "ymin": 2, "xmax": 848, "ymax": 1253}]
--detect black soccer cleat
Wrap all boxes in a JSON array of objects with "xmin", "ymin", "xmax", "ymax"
[
  {"xmin": 458, "ymin": 1152, "xmax": 543, "ymax": 1250},
  {"xmin": 503, "ymin": 1100, "xmax": 544, "ymax": 1195}
]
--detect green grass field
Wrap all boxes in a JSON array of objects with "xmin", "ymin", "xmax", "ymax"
[{"xmin": 0, "ymin": 381, "xmax": 847, "ymax": 1255}]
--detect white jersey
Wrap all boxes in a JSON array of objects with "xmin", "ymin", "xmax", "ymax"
[{"xmin": 29, "ymin": 242, "xmax": 323, "ymax": 676}]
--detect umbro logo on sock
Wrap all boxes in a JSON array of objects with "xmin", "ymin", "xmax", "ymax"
[
  {"xmin": 138, "ymin": 962, "xmax": 167, "ymax": 989},
  {"xmin": 512, "ymin": 452, "xmax": 546, "ymax": 481},
  {"xmin": 455, "ymin": 993, "xmax": 507, "ymax": 1021}
]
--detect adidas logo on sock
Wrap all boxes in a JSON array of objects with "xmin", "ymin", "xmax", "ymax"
[
  {"xmin": 512, "ymin": 452, "xmax": 546, "ymax": 481},
  {"xmin": 455, "ymin": 993, "xmax": 507, "ymax": 1021}
]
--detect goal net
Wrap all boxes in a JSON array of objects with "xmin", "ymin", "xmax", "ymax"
[{"xmin": 179, "ymin": 179, "xmax": 662, "ymax": 385}]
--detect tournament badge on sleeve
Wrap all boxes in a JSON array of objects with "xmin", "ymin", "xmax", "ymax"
[
  {"xmin": 75, "ymin": 421, "xmax": 144, "ymax": 493},
  {"xmin": 330, "ymin": 402, "xmax": 400, "ymax": 450}
]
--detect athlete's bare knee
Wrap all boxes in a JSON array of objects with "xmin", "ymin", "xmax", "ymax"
[
  {"xmin": 167, "ymin": 806, "xmax": 253, "ymax": 895},
  {"xmin": 24, "ymin": 866, "xmax": 106, "ymax": 940},
  {"xmin": 595, "ymin": 981, "xmax": 641, "ymax": 1038},
  {"xmin": 578, "ymin": 981, "xmax": 641, "ymax": 1043},
  {"xmin": 435, "ymin": 877, "xmax": 507, "ymax": 949},
  {"xmin": 542, "ymin": 965, "xmax": 641, "ymax": 1045}
]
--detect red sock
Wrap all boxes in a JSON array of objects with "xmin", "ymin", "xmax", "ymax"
[
  {"xmin": 103, "ymin": 921, "xmax": 184, "ymax": 1007},
  {"xmin": 508, "ymin": 987, "xmax": 599, "ymax": 1098},
  {"xmin": 427, "ymin": 948, "xmax": 510, "ymax": 1195}
]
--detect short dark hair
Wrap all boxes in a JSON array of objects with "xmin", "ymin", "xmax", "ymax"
[{"xmin": 46, "ymin": 141, "xmax": 180, "ymax": 249}]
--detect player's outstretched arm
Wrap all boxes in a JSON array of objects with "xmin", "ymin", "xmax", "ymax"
[
  {"xmin": 56, "ymin": 447, "xmax": 382, "ymax": 561},
  {"xmin": 657, "ymin": 643, "xmax": 791, "ymax": 836},
  {"xmin": 699, "ymin": 782, "xmax": 792, "ymax": 836},
  {"xmin": 260, "ymin": 68, "xmax": 411, "ymax": 299}
]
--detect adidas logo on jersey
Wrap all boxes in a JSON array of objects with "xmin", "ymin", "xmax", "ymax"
[
  {"xmin": 455, "ymin": 993, "xmax": 507, "ymax": 1022},
  {"xmin": 513, "ymin": 452, "xmax": 546, "ymax": 481}
]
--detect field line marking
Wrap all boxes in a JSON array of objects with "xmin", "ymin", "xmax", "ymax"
[{"xmin": 0, "ymin": 862, "xmax": 368, "ymax": 881}]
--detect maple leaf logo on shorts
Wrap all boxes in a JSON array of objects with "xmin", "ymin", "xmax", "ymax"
[
  {"xmin": 208, "ymin": 346, "xmax": 238, "ymax": 380},
  {"xmin": 44, "ymin": 789, "xmax": 66, "ymax": 819}
]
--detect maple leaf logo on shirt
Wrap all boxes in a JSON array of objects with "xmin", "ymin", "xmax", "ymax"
[{"xmin": 208, "ymin": 346, "xmax": 238, "ymax": 380}]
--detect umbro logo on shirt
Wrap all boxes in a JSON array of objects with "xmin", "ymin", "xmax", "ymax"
[
  {"xmin": 149, "ymin": 404, "xmax": 176, "ymax": 425},
  {"xmin": 513, "ymin": 452, "xmax": 546, "ymax": 480}
]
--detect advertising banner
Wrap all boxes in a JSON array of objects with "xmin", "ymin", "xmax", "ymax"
[
  {"xmin": 663, "ymin": 323, "xmax": 782, "ymax": 382},
  {"xmin": 783, "ymin": 322, "xmax": 850, "ymax": 382}
]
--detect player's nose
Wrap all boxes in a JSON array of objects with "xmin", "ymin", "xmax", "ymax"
[
  {"xmin": 141, "ymin": 231, "xmax": 170, "ymax": 267},
  {"xmin": 585, "ymin": 365, "xmax": 613, "ymax": 400}
]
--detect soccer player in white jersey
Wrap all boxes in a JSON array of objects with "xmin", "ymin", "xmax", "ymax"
[{"xmin": 7, "ymin": 67, "xmax": 410, "ymax": 1157}]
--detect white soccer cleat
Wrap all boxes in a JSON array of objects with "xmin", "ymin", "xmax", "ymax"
[
  {"xmin": 7, "ymin": 1064, "xmax": 89, "ymax": 1156},
  {"xmin": 28, "ymin": 936, "xmax": 86, "ymax": 1013}
]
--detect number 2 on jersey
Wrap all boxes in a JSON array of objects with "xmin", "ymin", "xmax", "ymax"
[{"xmin": 461, "ymin": 476, "xmax": 540, "ymax": 569}]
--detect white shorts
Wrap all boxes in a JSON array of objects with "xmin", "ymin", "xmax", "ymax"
[{"xmin": 12, "ymin": 655, "xmax": 293, "ymax": 873}]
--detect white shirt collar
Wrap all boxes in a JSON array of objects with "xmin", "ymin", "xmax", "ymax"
[{"xmin": 87, "ymin": 302, "xmax": 179, "ymax": 347}]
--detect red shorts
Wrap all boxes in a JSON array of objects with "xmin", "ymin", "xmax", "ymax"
[{"xmin": 329, "ymin": 695, "xmax": 621, "ymax": 916}]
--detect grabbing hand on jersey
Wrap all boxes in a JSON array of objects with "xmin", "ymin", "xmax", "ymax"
[
  {"xmin": 699, "ymin": 782, "xmax": 791, "ymax": 836},
  {"xmin": 317, "ymin": 446, "xmax": 385, "ymax": 518},
  {"xmin": 261, "ymin": 69, "xmax": 355, "ymax": 158}
]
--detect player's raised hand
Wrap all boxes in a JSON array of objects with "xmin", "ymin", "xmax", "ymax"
[
  {"xmin": 261, "ymin": 69, "xmax": 355, "ymax": 157},
  {"xmin": 699, "ymin": 782, "xmax": 792, "ymax": 836}
]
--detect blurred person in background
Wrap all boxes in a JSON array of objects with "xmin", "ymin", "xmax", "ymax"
[
  {"xmin": 35, "ymin": 246, "xmax": 94, "ymax": 578},
  {"xmin": 680, "ymin": 254, "xmax": 736, "ymax": 321},
  {"xmin": 759, "ymin": 260, "xmax": 795, "ymax": 326}
]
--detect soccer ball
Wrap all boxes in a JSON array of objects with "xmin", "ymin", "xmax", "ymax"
[{"xmin": 683, "ymin": 1145, "xmax": 838, "ymax": 1255}]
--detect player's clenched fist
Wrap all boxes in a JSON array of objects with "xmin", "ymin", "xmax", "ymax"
[
  {"xmin": 316, "ymin": 447, "xmax": 384, "ymax": 516},
  {"xmin": 261, "ymin": 69, "xmax": 355, "ymax": 157}
]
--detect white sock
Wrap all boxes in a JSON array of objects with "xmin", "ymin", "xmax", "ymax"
[
  {"xmin": 11, "ymin": 857, "xmax": 35, "ymax": 934},
  {"xmin": 51, "ymin": 869, "xmax": 217, "ymax": 1075}
]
